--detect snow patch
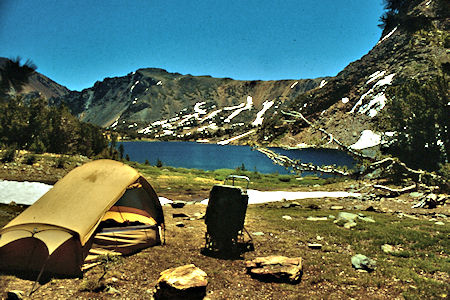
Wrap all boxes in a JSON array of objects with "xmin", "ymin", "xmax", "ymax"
[
  {"xmin": 341, "ymin": 97, "xmax": 349, "ymax": 104},
  {"xmin": 319, "ymin": 80, "xmax": 328, "ymax": 88},
  {"xmin": 290, "ymin": 81, "xmax": 298, "ymax": 89},
  {"xmin": 201, "ymin": 109, "xmax": 222, "ymax": 122},
  {"xmin": 366, "ymin": 71, "xmax": 386, "ymax": 85},
  {"xmin": 130, "ymin": 80, "xmax": 140, "ymax": 93},
  {"xmin": 350, "ymin": 130, "xmax": 382, "ymax": 150},
  {"xmin": 358, "ymin": 93, "xmax": 387, "ymax": 117},
  {"xmin": 110, "ymin": 117, "xmax": 120, "ymax": 128},
  {"xmin": 374, "ymin": 73, "xmax": 395, "ymax": 87},
  {"xmin": 0, "ymin": 180, "xmax": 361, "ymax": 207},
  {"xmin": 252, "ymin": 100, "xmax": 274, "ymax": 126},
  {"xmin": 194, "ymin": 102, "xmax": 207, "ymax": 115},
  {"xmin": 156, "ymin": 80, "xmax": 162, "ymax": 86},
  {"xmin": 376, "ymin": 26, "xmax": 398, "ymax": 45},
  {"xmin": 217, "ymin": 129, "xmax": 256, "ymax": 145},
  {"xmin": 224, "ymin": 96, "xmax": 253, "ymax": 123},
  {"xmin": 201, "ymin": 190, "xmax": 361, "ymax": 205},
  {"xmin": 0, "ymin": 180, "xmax": 52, "ymax": 205},
  {"xmin": 350, "ymin": 73, "xmax": 395, "ymax": 117}
]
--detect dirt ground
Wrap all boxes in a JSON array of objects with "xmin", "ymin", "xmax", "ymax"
[
  {"xmin": 0, "ymin": 156, "xmax": 448, "ymax": 299},
  {"xmin": 1, "ymin": 199, "xmax": 448, "ymax": 299}
]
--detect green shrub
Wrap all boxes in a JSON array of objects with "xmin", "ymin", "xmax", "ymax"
[
  {"xmin": 55, "ymin": 156, "xmax": 67, "ymax": 168},
  {"xmin": 156, "ymin": 158, "xmax": 163, "ymax": 168},
  {"xmin": 278, "ymin": 175, "xmax": 291, "ymax": 182},
  {"xmin": 1, "ymin": 145, "xmax": 17, "ymax": 163},
  {"xmin": 24, "ymin": 154, "xmax": 37, "ymax": 165}
]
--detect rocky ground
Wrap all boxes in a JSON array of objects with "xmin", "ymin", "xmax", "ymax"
[{"xmin": 0, "ymin": 155, "xmax": 448, "ymax": 299}]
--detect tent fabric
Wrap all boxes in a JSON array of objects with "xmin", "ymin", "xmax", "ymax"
[{"xmin": 0, "ymin": 159, "xmax": 164, "ymax": 277}]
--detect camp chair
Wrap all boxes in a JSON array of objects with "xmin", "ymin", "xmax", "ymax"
[{"xmin": 203, "ymin": 175, "xmax": 253, "ymax": 257}]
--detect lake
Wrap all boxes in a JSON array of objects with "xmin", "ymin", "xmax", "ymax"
[{"xmin": 118, "ymin": 141, "xmax": 356, "ymax": 175}]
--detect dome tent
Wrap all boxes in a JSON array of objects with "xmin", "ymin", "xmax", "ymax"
[{"xmin": 0, "ymin": 159, "xmax": 164, "ymax": 278}]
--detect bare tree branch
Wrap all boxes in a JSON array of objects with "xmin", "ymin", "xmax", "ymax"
[{"xmin": 256, "ymin": 147, "xmax": 351, "ymax": 176}]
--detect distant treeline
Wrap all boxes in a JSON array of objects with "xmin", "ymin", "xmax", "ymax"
[
  {"xmin": 0, "ymin": 96, "xmax": 108, "ymax": 157},
  {"xmin": 0, "ymin": 57, "xmax": 108, "ymax": 158}
]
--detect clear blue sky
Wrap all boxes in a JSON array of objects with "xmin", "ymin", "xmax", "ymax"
[{"xmin": 0, "ymin": 0, "xmax": 384, "ymax": 91}]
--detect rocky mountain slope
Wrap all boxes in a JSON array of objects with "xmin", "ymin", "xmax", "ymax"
[
  {"xmin": 0, "ymin": 57, "xmax": 69, "ymax": 99},
  {"xmin": 54, "ymin": 68, "xmax": 326, "ymax": 140},
  {"xmin": 259, "ymin": 0, "xmax": 449, "ymax": 164}
]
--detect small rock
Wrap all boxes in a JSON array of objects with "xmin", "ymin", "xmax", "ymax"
[
  {"xmin": 328, "ymin": 215, "xmax": 336, "ymax": 219},
  {"xmin": 358, "ymin": 216, "xmax": 376, "ymax": 223},
  {"xmin": 435, "ymin": 221, "xmax": 445, "ymax": 226},
  {"xmin": 281, "ymin": 202, "xmax": 301, "ymax": 209},
  {"xmin": 343, "ymin": 221, "xmax": 357, "ymax": 229},
  {"xmin": 409, "ymin": 192, "xmax": 424, "ymax": 198},
  {"xmin": 307, "ymin": 243, "xmax": 322, "ymax": 249},
  {"xmin": 154, "ymin": 264, "xmax": 208, "ymax": 300},
  {"xmin": 6, "ymin": 290, "xmax": 23, "ymax": 300},
  {"xmin": 193, "ymin": 212, "xmax": 205, "ymax": 220},
  {"xmin": 426, "ymin": 194, "xmax": 438, "ymax": 201},
  {"xmin": 175, "ymin": 222, "xmax": 185, "ymax": 227},
  {"xmin": 330, "ymin": 205, "xmax": 344, "ymax": 210},
  {"xmin": 306, "ymin": 216, "xmax": 328, "ymax": 221},
  {"xmin": 307, "ymin": 204, "xmax": 321, "ymax": 210},
  {"xmin": 381, "ymin": 244, "xmax": 395, "ymax": 254},
  {"xmin": 105, "ymin": 277, "xmax": 119, "ymax": 285},
  {"xmin": 173, "ymin": 213, "xmax": 190, "ymax": 219},
  {"xmin": 105, "ymin": 286, "xmax": 120, "ymax": 295},
  {"xmin": 171, "ymin": 201, "xmax": 186, "ymax": 208},
  {"xmin": 351, "ymin": 254, "xmax": 376, "ymax": 272},
  {"xmin": 365, "ymin": 206, "xmax": 377, "ymax": 212},
  {"xmin": 282, "ymin": 215, "xmax": 292, "ymax": 220},
  {"xmin": 316, "ymin": 235, "xmax": 323, "ymax": 241},
  {"xmin": 252, "ymin": 232, "xmax": 265, "ymax": 236},
  {"xmin": 245, "ymin": 255, "xmax": 302, "ymax": 283}
]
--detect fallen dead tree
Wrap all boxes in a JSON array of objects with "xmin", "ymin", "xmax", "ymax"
[
  {"xmin": 256, "ymin": 110, "xmax": 448, "ymax": 203},
  {"xmin": 256, "ymin": 147, "xmax": 350, "ymax": 176}
]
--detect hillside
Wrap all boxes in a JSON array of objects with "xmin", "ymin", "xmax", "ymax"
[
  {"xmin": 0, "ymin": 57, "xmax": 69, "ymax": 99},
  {"xmin": 53, "ymin": 69, "xmax": 326, "ymax": 140},
  {"xmin": 260, "ymin": 0, "xmax": 449, "ymax": 169}
]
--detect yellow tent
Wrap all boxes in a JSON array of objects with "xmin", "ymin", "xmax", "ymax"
[{"xmin": 0, "ymin": 159, "xmax": 164, "ymax": 277}]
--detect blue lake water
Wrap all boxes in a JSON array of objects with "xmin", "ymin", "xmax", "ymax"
[{"xmin": 117, "ymin": 141, "xmax": 356, "ymax": 175}]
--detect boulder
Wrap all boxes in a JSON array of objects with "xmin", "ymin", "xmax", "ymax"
[
  {"xmin": 245, "ymin": 255, "xmax": 302, "ymax": 283},
  {"xmin": 336, "ymin": 212, "xmax": 358, "ymax": 222},
  {"xmin": 154, "ymin": 264, "xmax": 208, "ymax": 300},
  {"xmin": 351, "ymin": 254, "xmax": 376, "ymax": 272}
]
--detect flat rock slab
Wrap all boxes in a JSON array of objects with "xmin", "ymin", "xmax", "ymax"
[
  {"xmin": 245, "ymin": 255, "xmax": 302, "ymax": 284},
  {"xmin": 154, "ymin": 264, "xmax": 208, "ymax": 300}
]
